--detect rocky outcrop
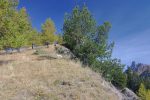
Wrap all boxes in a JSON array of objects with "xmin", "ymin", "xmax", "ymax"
[
  {"xmin": 130, "ymin": 62, "xmax": 150, "ymax": 79},
  {"xmin": 121, "ymin": 88, "xmax": 139, "ymax": 100},
  {"xmin": 131, "ymin": 62, "xmax": 150, "ymax": 75},
  {"xmin": 55, "ymin": 46, "xmax": 77, "ymax": 60}
]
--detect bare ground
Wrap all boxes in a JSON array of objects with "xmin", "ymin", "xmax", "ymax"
[{"xmin": 0, "ymin": 45, "xmax": 122, "ymax": 100}]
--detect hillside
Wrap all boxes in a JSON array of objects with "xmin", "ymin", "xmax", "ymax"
[{"xmin": 0, "ymin": 45, "xmax": 137, "ymax": 100}]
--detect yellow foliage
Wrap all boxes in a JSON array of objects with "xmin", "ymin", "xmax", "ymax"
[
  {"xmin": 138, "ymin": 83, "xmax": 150, "ymax": 100},
  {"xmin": 138, "ymin": 83, "xmax": 146, "ymax": 100},
  {"xmin": 146, "ymin": 90, "xmax": 150, "ymax": 100},
  {"xmin": 41, "ymin": 18, "xmax": 56, "ymax": 43}
]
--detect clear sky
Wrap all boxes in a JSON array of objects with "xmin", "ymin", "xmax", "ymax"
[{"xmin": 18, "ymin": 0, "xmax": 150, "ymax": 65}]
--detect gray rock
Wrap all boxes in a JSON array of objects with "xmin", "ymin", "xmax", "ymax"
[
  {"xmin": 56, "ymin": 46, "xmax": 77, "ymax": 60},
  {"xmin": 131, "ymin": 62, "xmax": 150, "ymax": 75},
  {"xmin": 121, "ymin": 88, "xmax": 139, "ymax": 100}
]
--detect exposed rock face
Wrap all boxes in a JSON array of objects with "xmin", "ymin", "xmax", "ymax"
[
  {"xmin": 131, "ymin": 62, "xmax": 150, "ymax": 76},
  {"xmin": 135, "ymin": 64, "xmax": 150, "ymax": 75},
  {"xmin": 140, "ymin": 70, "xmax": 150, "ymax": 78},
  {"xmin": 121, "ymin": 88, "xmax": 139, "ymax": 100}
]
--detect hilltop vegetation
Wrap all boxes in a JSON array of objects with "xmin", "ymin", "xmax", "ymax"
[
  {"xmin": 1, "ymin": 0, "xmax": 150, "ymax": 100},
  {"xmin": 0, "ymin": 0, "xmax": 62, "ymax": 50},
  {"xmin": 0, "ymin": 0, "xmax": 126, "ymax": 90}
]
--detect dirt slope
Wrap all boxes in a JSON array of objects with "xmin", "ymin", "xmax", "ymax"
[{"xmin": 0, "ymin": 45, "xmax": 122, "ymax": 100}]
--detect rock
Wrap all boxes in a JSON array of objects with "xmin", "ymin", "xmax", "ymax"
[
  {"xmin": 130, "ymin": 62, "xmax": 150, "ymax": 83},
  {"xmin": 131, "ymin": 62, "xmax": 150, "ymax": 75},
  {"xmin": 121, "ymin": 88, "xmax": 139, "ymax": 100},
  {"xmin": 56, "ymin": 46, "xmax": 77, "ymax": 60}
]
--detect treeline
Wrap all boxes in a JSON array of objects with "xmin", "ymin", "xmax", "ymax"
[
  {"xmin": 63, "ymin": 5, "xmax": 126, "ymax": 89},
  {"xmin": 125, "ymin": 62, "xmax": 150, "ymax": 100},
  {"xmin": 0, "ymin": 0, "xmax": 62, "ymax": 50}
]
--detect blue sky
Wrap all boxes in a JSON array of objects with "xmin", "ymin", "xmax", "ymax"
[{"xmin": 18, "ymin": 0, "xmax": 150, "ymax": 65}]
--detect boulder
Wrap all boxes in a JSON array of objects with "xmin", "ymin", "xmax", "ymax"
[{"xmin": 121, "ymin": 88, "xmax": 139, "ymax": 100}]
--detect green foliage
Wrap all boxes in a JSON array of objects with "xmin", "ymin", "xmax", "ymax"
[
  {"xmin": 41, "ymin": 18, "xmax": 58, "ymax": 43},
  {"xmin": 138, "ymin": 83, "xmax": 147, "ymax": 100},
  {"xmin": 146, "ymin": 90, "xmax": 150, "ymax": 100},
  {"xmin": 0, "ymin": 0, "xmax": 34, "ymax": 49},
  {"xmin": 56, "ymin": 34, "xmax": 63, "ymax": 44},
  {"xmin": 125, "ymin": 62, "xmax": 150, "ymax": 94},
  {"xmin": 63, "ymin": 5, "xmax": 126, "ymax": 89},
  {"xmin": 27, "ymin": 29, "xmax": 42, "ymax": 45},
  {"xmin": 112, "ymin": 71, "xmax": 127, "ymax": 89},
  {"xmin": 92, "ymin": 59, "xmax": 126, "ymax": 89},
  {"xmin": 63, "ymin": 6, "xmax": 113, "ymax": 64},
  {"xmin": 63, "ymin": 5, "xmax": 96, "ymax": 50},
  {"xmin": 125, "ymin": 67, "xmax": 142, "ymax": 92},
  {"xmin": 0, "ymin": 0, "xmax": 62, "ymax": 49},
  {"xmin": 144, "ymin": 79, "xmax": 150, "ymax": 89}
]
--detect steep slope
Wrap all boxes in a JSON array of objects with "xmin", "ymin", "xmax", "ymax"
[{"xmin": 0, "ymin": 46, "xmax": 126, "ymax": 100}]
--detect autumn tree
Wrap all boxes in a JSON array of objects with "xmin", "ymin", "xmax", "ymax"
[
  {"xmin": 0, "ymin": 0, "xmax": 34, "ymax": 50},
  {"xmin": 146, "ymin": 90, "xmax": 150, "ymax": 100},
  {"xmin": 138, "ymin": 83, "xmax": 147, "ymax": 100},
  {"xmin": 41, "ymin": 18, "xmax": 57, "ymax": 43}
]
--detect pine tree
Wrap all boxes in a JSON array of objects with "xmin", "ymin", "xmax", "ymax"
[
  {"xmin": 41, "ymin": 18, "xmax": 57, "ymax": 43},
  {"xmin": 0, "ymin": 0, "xmax": 33, "ymax": 49},
  {"xmin": 138, "ymin": 83, "xmax": 147, "ymax": 100},
  {"xmin": 146, "ymin": 90, "xmax": 150, "ymax": 100},
  {"xmin": 63, "ymin": 5, "xmax": 126, "ymax": 89}
]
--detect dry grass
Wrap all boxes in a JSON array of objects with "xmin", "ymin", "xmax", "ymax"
[{"xmin": 0, "ymin": 45, "xmax": 121, "ymax": 100}]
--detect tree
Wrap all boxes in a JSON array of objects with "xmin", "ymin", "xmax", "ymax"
[
  {"xmin": 138, "ymin": 83, "xmax": 147, "ymax": 100},
  {"xmin": 63, "ymin": 5, "xmax": 96, "ymax": 51},
  {"xmin": 63, "ymin": 6, "xmax": 115, "ymax": 65},
  {"xmin": 27, "ymin": 29, "xmax": 42, "ymax": 45},
  {"xmin": 41, "ymin": 18, "xmax": 57, "ymax": 43},
  {"xmin": 63, "ymin": 5, "xmax": 126, "ymax": 89},
  {"xmin": 92, "ymin": 59, "xmax": 126, "ymax": 89},
  {"xmin": 56, "ymin": 33, "xmax": 63, "ymax": 44},
  {"xmin": 146, "ymin": 90, "xmax": 150, "ymax": 100},
  {"xmin": 95, "ymin": 22, "xmax": 114, "ymax": 60},
  {"xmin": 0, "ymin": 0, "xmax": 33, "ymax": 50},
  {"xmin": 125, "ymin": 62, "xmax": 150, "ymax": 93},
  {"xmin": 0, "ymin": 0, "xmax": 19, "ymax": 36},
  {"xmin": 126, "ymin": 68, "xmax": 142, "ymax": 92}
]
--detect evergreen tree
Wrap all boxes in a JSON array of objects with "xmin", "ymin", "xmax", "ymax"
[
  {"xmin": 41, "ymin": 18, "xmax": 57, "ymax": 43},
  {"xmin": 138, "ymin": 83, "xmax": 147, "ymax": 100},
  {"xmin": 146, "ymin": 90, "xmax": 150, "ymax": 100},
  {"xmin": 63, "ymin": 5, "xmax": 96, "ymax": 51},
  {"xmin": 63, "ymin": 5, "xmax": 126, "ymax": 89}
]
